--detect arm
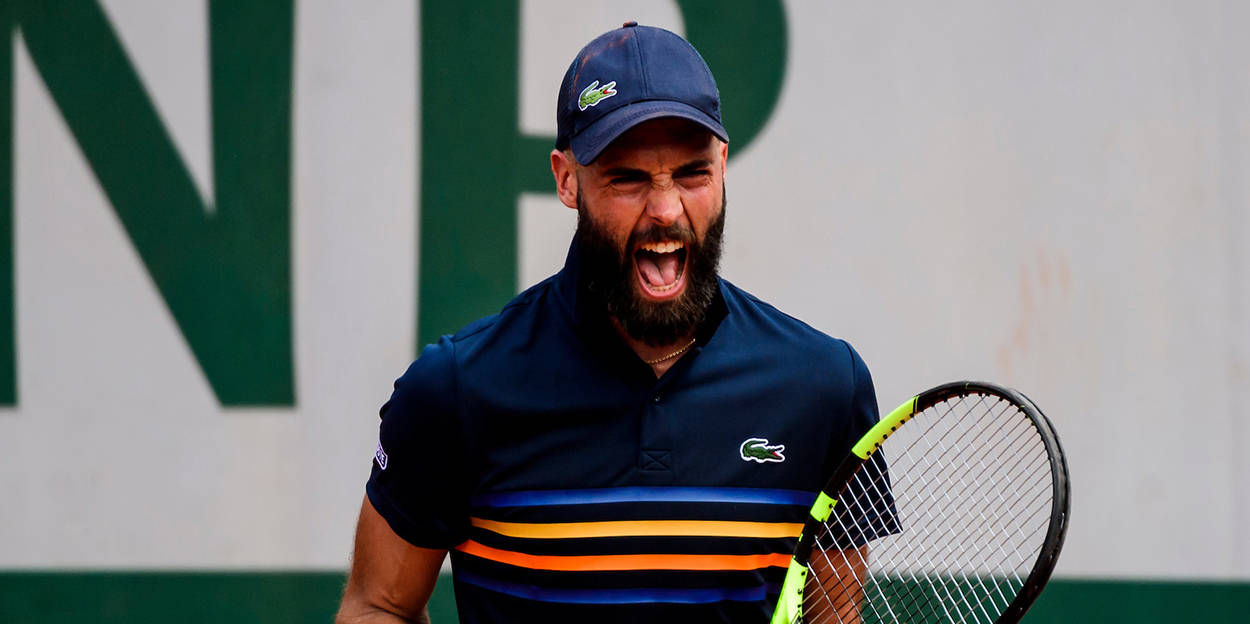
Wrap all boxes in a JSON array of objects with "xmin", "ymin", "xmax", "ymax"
[
  {"xmin": 337, "ymin": 495, "xmax": 448, "ymax": 624},
  {"xmin": 805, "ymin": 544, "xmax": 868, "ymax": 624}
]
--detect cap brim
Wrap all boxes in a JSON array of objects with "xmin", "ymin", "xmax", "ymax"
[{"xmin": 569, "ymin": 100, "xmax": 729, "ymax": 165}]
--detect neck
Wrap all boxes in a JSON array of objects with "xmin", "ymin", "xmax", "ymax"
[{"xmin": 610, "ymin": 318, "xmax": 696, "ymax": 378}]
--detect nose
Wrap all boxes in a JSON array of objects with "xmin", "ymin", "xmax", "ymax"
[{"xmin": 644, "ymin": 184, "xmax": 683, "ymax": 227}]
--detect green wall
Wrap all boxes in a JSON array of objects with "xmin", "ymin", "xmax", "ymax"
[{"xmin": 1, "ymin": 572, "xmax": 1246, "ymax": 623}]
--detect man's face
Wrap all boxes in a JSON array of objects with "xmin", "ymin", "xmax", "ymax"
[{"xmin": 570, "ymin": 118, "xmax": 729, "ymax": 346}]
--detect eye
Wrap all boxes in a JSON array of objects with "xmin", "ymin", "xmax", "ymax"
[
  {"xmin": 676, "ymin": 168, "xmax": 712, "ymax": 185},
  {"xmin": 610, "ymin": 173, "xmax": 648, "ymax": 186}
]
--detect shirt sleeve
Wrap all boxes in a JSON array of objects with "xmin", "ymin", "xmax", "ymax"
[
  {"xmin": 365, "ymin": 336, "xmax": 469, "ymax": 550},
  {"xmin": 818, "ymin": 342, "xmax": 901, "ymax": 550}
]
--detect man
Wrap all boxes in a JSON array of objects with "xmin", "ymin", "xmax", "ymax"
[{"xmin": 337, "ymin": 23, "xmax": 885, "ymax": 623}]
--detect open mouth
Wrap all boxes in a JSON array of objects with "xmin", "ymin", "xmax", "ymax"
[{"xmin": 633, "ymin": 240, "xmax": 689, "ymax": 300}]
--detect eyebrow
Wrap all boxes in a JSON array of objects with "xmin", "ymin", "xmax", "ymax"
[
  {"xmin": 601, "ymin": 166, "xmax": 649, "ymax": 179},
  {"xmin": 601, "ymin": 159, "xmax": 714, "ymax": 179}
]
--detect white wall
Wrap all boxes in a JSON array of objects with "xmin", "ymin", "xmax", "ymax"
[{"xmin": 2, "ymin": 0, "xmax": 1247, "ymax": 580}]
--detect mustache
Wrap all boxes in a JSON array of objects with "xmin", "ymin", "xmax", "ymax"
[{"xmin": 628, "ymin": 223, "xmax": 696, "ymax": 250}]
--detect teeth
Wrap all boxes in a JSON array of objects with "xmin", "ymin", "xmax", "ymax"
[{"xmin": 639, "ymin": 241, "xmax": 684, "ymax": 254}]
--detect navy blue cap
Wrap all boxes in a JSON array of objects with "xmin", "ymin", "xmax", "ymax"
[{"xmin": 555, "ymin": 22, "xmax": 728, "ymax": 164}]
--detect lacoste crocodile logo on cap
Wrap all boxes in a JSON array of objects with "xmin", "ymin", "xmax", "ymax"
[
  {"xmin": 578, "ymin": 80, "xmax": 617, "ymax": 111},
  {"xmin": 740, "ymin": 437, "xmax": 786, "ymax": 463}
]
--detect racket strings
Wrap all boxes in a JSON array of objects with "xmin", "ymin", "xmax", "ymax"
[
  {"xmin": 892, "ymin": 407, "xmax": 1051, "ymax": 575},
  {"xmin": 877, "ymin": 397, "xmax": 1052, "ymax": 619},
  {"xmin": 800, "ymin": 394, "xmax": 1056, "ymax": 624},
  {"xmin": 849, "ymin": 400, "xmax": 1043, "ymax": 575},
  {"xmin": 804, "ymin": 547, "xmax": 874, "ymax": 623},
  {"xmin": 883, "ymin": 398, "xmax": 1051, "ymax": 572},
  {"xmin": 835, "ymin": 397, "xmax": 1050, "ymax": 622}
]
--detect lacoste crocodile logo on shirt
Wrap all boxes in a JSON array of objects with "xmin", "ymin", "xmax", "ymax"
[{"xmin": 740, "ymin": 438, "xmax": 785, "ymax": 463}]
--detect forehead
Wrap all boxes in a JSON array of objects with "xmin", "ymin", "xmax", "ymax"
[{"xmin": 591, "ymin": 118, "xmax": 719, "ymax": 168}]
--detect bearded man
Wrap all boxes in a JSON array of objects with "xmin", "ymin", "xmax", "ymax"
[{"xmin": 337, "ymin": 22, "xmax": 886, "ymax": 624}]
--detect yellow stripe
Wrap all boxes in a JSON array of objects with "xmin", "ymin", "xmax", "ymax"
[
  {"xmin": 852, "ymin": 395, "xmax": 918, "ymax": 459},
  {"xmin": 470, "ymin": 517, "xmax": 803, "ymax": 539}
]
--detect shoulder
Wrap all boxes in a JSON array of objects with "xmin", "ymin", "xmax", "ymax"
[
  {"xmin": 713, "ymin": 278, "xmax": 874, "ymax": 408},
  {"xmin": 392, "ymin": 274, "xmax": 567, "ymax": 403},
  {"xmin": 443, "ymin": 273, "xmax": 563, "ymax": 350},
  {"xmin": 717, "ymin": 278, "xmax": 863, "ymax": 365},
  {"xmin": 385, "ymin": 335, "xmax": 457, "ymax": 420}
]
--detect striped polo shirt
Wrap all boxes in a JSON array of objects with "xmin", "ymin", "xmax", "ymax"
[{"xmin": 366, "ymin": 244, "xmax": 880, "ymax": 622}]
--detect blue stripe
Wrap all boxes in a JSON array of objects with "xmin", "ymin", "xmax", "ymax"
[
  {"xmin": 455, "ymin": 569, "xmax": 779, "ymax": 605},
  {"xmin": 470, "ymin": 486, "xmax": 816, "ymax": 508}
]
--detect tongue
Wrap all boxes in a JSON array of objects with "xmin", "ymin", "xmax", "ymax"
[{"xmin": 638, "ymin": 252, "xmax": 679, "ymax": 287}]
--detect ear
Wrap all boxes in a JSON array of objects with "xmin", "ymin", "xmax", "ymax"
[
  {"xmin": 550, "ymin": 149, "xmax": 579, "ymax": 210},
  {"xmin": 719, "ymin": 140, "xmax": 729, "ymax": 177}
]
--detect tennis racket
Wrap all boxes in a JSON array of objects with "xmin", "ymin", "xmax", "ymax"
[{"xmin": 771, "ymin": 381, "xmax": 1070, "ymax": 624}]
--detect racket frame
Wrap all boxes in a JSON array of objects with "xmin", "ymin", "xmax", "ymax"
[{"xmin": 771, "ymin": 381, "xmax": 1070, "ymax": 624}]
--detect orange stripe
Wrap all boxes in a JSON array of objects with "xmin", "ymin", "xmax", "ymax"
[
  {"xmin": 470, "ymin": 517, "xmax": 803, "ymax": 539},
  {"xmin": 454, "ymin": 540, "xmax": 791, "ymax": 572}
]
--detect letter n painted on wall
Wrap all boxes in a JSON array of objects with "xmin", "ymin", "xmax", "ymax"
[{"xmin": 0, "ymin": 0, "xmax": 295, "ymax": 406}]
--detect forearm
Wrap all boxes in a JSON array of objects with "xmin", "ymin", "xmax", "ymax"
[
  {"xmin": 337, "ymin": 497, "xmax": 446, "ymax": 624},
  {"xmin": 806, "ymin": 544, "xmax": 868, "ymax": 623},
  {"xmin": 335, "ymin": 602, "xmax": 429, "ymax": 624},
  {"xmin": 838, "ymin": 548, "xmax": 867, "ymax": 623}
]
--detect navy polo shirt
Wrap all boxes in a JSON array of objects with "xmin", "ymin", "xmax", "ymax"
[{"xmin": 366, "ymin": 244, "xmax": 882, "ymax": 623}]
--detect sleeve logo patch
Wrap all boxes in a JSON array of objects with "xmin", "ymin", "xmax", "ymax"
[
  {"xmin": 740, "ymin": 437, "xmax": 786, "ymax": 463},
  {"xmin": 578, "ymin": 80, "xmax": 618, "ymax": 111},
  {"xmin": 375, "ymin": 441, "xmax": 389, "ymax": 470}
]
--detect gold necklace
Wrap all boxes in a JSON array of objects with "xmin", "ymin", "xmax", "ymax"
[{"xmin": 644, "ymin": 338, "xmax": 697, "ymax": 365}]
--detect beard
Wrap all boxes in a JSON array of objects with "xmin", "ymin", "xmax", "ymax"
[{"xmin": 575, "ymin": 187, "xmax": 726, "ymax": 347}]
